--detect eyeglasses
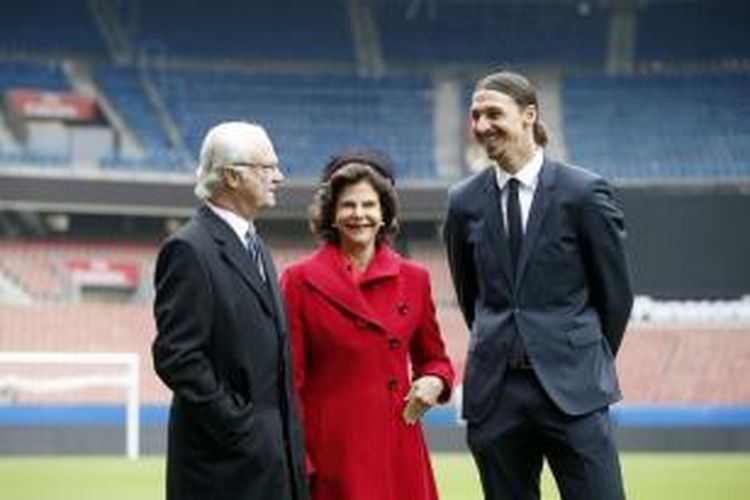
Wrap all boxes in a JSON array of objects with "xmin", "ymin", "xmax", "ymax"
[{"xmin": 225, "ymin": 162, "xmax": 281, "ymax": 173}]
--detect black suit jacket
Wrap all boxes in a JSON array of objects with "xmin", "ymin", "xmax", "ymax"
[
  {"xmin": 444, "ymin": 159, "xmax": 633, "ymax": 423},
  {"xmin": 153, "ymin": 206, "xmax": 308, "ymax": 500}
]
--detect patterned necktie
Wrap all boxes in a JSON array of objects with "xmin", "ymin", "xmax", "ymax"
[
  {"xmin": 245, "ymin": 230, "xmax": 266, "ymax": 282},
  {"xmin": 506, "ymin": 178, "xmax": 523, "ymax": 276}
]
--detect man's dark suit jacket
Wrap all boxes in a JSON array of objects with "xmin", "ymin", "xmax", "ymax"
[
  {"xmin": 444, "ymin": 158, "xmax": 633, "ymax": 424},
  {"xmin": 153, "ymin": 206, "xmax": 308, "ymax": 500}
]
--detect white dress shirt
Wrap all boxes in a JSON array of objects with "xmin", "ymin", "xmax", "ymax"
[
  {"xmin": 206, "ymin": 201, "xmax": 257, "ymax": 250},
  {"xmin": 494, "ymin": 148, "xmax": 544, "ymax": 235}
]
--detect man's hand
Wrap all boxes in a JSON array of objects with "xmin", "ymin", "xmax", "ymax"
[{"xmin": 402, "ymin": 375, "xmax": 444, "ymax": 425}]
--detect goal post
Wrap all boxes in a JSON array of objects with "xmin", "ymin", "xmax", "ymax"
[{"xmin": 0, "ymin": 351, "xmax": 140, "ymax": 459}]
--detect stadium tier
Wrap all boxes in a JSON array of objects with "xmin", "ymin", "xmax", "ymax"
[
  {"xmin": 0, "ymin": 240, "xmax": 155, "ymax": 302},
  {"xmin": 94, "ymin": 67, "xmax": 174, "ymax": 155},
  {"xmin": 152, "ymin": 70, "xmax": 436, "ymax": 178},
  {"xmin": 6, "ymin": 1, "xmax": 748, "ymax": 66},
  {"xmin": 4, "ymin": 63, "xmax": 750, "ymax": 179},
  {"xmin": 1, "ymin": 1, "xmax": 749, "ymax": 180},
  {"xmin": 636, "ymin": 0, "xmax": 750, "ymax": 63},
  {"xmin": 563, "ymin": 72, "xmax": 750, "ymax": 180},
  {"xmin": 93, "ymin": 65, "xmax": 190, "ymax": 170},
  {"xmin": 0, "ymin": 0, "xmax": 106, "ymax": 56},
  {"xmin": 119, "ymin": 0, "xmax": 354, "ymax": 61},
  {"xmin": 374, "ymin": 0, "xmax": 608, "ymax": 66},
  {"xmin": 0, "ymin": 60, "xmax": 70, "ymax": 91},
  {"xmin": 0, "ymin": 60, "xmax": 75, "ymax": 165},
  {"xmin": 2, "ymin": 239, "xmax": 749, "ymax": 408},
  {"xmin": 2, "ymin": 301, "xmax": 749, "ymax": 407}
]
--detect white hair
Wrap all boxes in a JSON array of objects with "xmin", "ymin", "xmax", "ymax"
[{"xmin": 194, "ymin": 121, "xmax": 271, "ymax": 199}]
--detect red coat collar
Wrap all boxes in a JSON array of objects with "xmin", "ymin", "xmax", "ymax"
[{"xmin": 301, "ymin": 242, "xmax": 401, "ymax": 332}]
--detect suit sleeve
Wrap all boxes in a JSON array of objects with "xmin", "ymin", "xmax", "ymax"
[
  {"xmin": 442, "ymin": 191, "xmax": 478, "ymax": 329},
  {"xmin": 579, "ymin": 179, "xmax": 634, "ymax": 355},
  {"xmin": 409, "ymin": 269, "xmax": 455, "ymax": 403},
  {"xmin": 152, "ymin": 239, "xmax": 250, "ymax": 436}
]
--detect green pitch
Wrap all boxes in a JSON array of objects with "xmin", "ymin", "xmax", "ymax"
[
  {"xmin": 0, "ymin": 453, "xmax": 748, "ymax": 499},
  {"xmin": 434, "ymin": 453, "xmax": 750, "ymax": 499}
]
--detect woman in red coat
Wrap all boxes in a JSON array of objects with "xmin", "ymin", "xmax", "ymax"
[{"xmin": 280, "ymin": 152, "xmax": 454, "ymax": 500}]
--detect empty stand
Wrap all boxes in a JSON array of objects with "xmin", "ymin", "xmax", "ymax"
[
  {"xmin": 94, "ymin": 67, "xmax": 172, "ymax": 154},
  {"xmin": 0, "ymin": 302, "xmax": 164, "ymax": 404},
  {"xmin": 0, "ymin": 1, "xmax": 106, "ymax": 56},
  {"xmin": 94, "ymin": 65, "xmax": 189, "ymax": 170},
  {"xmin": 0, "ymin": 60, "xmax": 70, "ymax": 92},
  {"xmin": 563, "ymin": 73, "xmax": 750, "ymax": 179},
  {"xmin": 617, "ymin": 324, "xmax": 750, "ymax": 405},
  {"xmin": 1, "ymin": 238, "xmax": 750, "ymax": 408},
  {"xmin": 374, "ymin": 0, "xmax": 608, "ymax": 66},
  {"xmin": 154, "ymin": 70, "xmax": 436, "ymax": 178},
  {"xmin": 3, "ymin": 253, "xmax": 749, "ymax": 407},
  {"xmin": 0, "ymin": 240, "xmax": 157, "ymax": 301},
  {"xmin": 636, "ymin": 1, "xmax": 750, "ymax": 63},
  {"xmin": 0, "ymin": 60, "xmax": 74, "ymax": 166},
  {"xmin": 118, "ymin": 0, "xmax": 354, "ymax": 61}
]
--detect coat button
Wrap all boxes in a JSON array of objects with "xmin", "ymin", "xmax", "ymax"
[
  {"xmin": 387, "ymin": 377, "xmax": 398, "ymax": 391},
  {"xmin": 388, "ymin": 337, "xmax": 399, "ymax": 350},
  {"xmin": 397, "ymin": 302, "xmax": 409, "ymax": 314}
]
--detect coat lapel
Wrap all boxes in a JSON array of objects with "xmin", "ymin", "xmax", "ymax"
[
  {"xmin": 358, "ymin": 244, "xmax": 401, "ymax": 287},
  {"xmin": 302, "ymin": 244, "xmax": 392, "ymax": 333},
  {"xmin": 198, "ymin": 206, "xmax": 274, "ymax": 314},
  {"xmin": 515, "ymin": 159, "xmax": 556, "ymax": 289},
  {"xmin": 258, "ymin": 238, "xmax": 286, "ymax": 330},
  {"xmin": 480, "ymin": 169, "xmax": 513, "ymax": 285}
]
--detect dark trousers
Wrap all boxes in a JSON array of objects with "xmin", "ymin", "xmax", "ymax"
[{"xmin": 467, "ymin": 369, "xmax": 625, "ymax": 500}]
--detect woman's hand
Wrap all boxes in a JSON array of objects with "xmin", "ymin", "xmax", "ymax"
[{"xmin": 402, "ymin": 375, "xmax": 444, "ymax": 425}]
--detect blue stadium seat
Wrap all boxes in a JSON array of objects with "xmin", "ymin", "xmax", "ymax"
[
  {"xmin": 100, "ymin": 149, "xmax": 191, "ymax": 172},
  {"xmin": 152, "ymin": 70, "xmax": 436, "ymax": 179},
  {"xmin": 0, "ymin": 151, "xmax": 71, "ymax": 167},
  {"xmin": 95, "ymin": 67, "xmax": 169, "ymax": 152},
  {"xmin": 119, "ymin": 0, "xmax": 353, "ymax": 61},
  {"xmin": 0, "ymin": 60, "xmax": 73, "ymax": 167},
  {"xmin": 563, "ymin": 73, "xmax": 750, "ymax": 180},
  {"xmin": 636, "ymin": 1, "xmax": 750, "ymax": 62},
  {"xmin": 0, "ymin": 60, "xmax": 70, "ymax": 92},
  {"xmin": 374, "ymin": 0, "xmax": 607, "ymax": 66},
  {"xmin": 0, "ymin": 0, "xmax": 106, "ymax": 56}
]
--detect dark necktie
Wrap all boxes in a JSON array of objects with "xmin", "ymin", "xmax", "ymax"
[
  {"xmin": 507, "ymin": 178, "xmax": 528, "ymax": 365},
  {"xmin": 507, "ymin": 178, "xmax": 522, "ymax": 276},
  {"xmin": 245, "ymin": 230, "xmax": 266, "ymax": 282}
]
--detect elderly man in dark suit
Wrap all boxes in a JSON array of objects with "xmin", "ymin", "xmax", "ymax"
[
  {"xmin": 444, "ymin": 71, "xmax": 633, "ymax": 500},
  {"xmin": 153, "ymin": 121, "xmax": 309, "ymax": 500}
]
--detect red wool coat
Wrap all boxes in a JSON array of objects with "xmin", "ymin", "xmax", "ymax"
[{"xmin": 280, "ymin": 243, "xmax": 454, "ymax": 500}]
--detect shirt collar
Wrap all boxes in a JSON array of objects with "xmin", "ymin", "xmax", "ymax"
[
  {"xmin": 205, "ymin": 201, "xmax": 255, "ymax": 246},
  {"xmin": 495, "ymin": 148, "xmax": 544, "ymax": 190}
]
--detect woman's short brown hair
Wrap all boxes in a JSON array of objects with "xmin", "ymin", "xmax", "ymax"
[{"xmin": 309, "ymin": 162, "xmax": 399, "ymax": 243}]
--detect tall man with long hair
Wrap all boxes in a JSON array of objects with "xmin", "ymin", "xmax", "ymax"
[{"xmin": 444, "ymin": 71, "xmax": 633, "ymax": 500}]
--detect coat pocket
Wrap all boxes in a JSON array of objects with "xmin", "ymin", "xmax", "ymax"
[{"xmin": 565, "ymin": 325, "xmax": 602, "ymax": 348}]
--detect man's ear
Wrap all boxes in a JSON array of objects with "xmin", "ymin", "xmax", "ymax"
[
  {"xmin": 222, "ymin": 168, "xmax": 240, "ymax": 190},
  {"xmin": 523, "ymin": 104, "xmax": 537, "ymax": 125}
]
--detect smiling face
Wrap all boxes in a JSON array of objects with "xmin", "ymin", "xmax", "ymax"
[
  {"xmin": 333, "ymin": 179, "xmax": 383, "ymax": 255},
  {"xmin": 470, "ymin": 89, "xmax": 537, "ymax": 173}
]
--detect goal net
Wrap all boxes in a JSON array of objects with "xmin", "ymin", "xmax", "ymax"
[{"xmin": 0, "ymin": 351, "xmax": 140, "ymax": 459}]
